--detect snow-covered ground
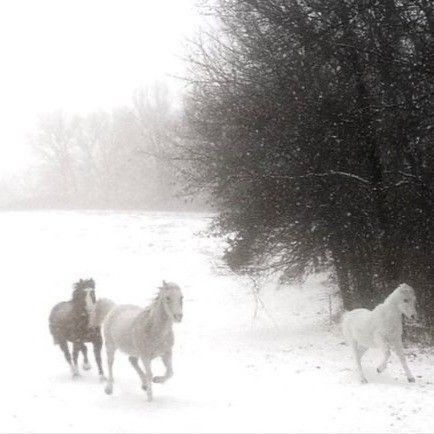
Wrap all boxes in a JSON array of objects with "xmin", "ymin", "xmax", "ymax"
[{"xmin": 1, "ymin": 211, "xmax": 433, "ymax": 433}]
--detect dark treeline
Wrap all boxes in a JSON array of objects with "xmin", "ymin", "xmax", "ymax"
[{"xmin": 183, "ymin": 1, "xmax": 434, "ymax": 322}]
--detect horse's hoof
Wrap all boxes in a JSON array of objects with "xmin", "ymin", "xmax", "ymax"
[
  {"xmin": 99, "ymin": 375, "xmax": 107, "ymax": 382},
  {"xmin": 361, "ymin": 378, "xmax": 368, "ymax": 384},
  {"xmin": 70, "ymin": 364, "xmax": 80, "ymax": 377},
  {"xmin": 153, "ymin": 376, "xmax": 165, "ymax": 384},
  {"xmin": 105, "ymin": 386, "xmax": 113, "ymax": 395},
  {"xmin": 142, "ymin": 384, "xmax": 148, "ymax": 391},
  {"xmin": 408, "ymin": 377, "xmax": 416, "ymax": 383},
  {"xmin": 83, "ymin": 362, "xmax": 91, "ymax": 371}
]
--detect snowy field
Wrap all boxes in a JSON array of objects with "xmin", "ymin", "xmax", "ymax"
[{"xmin": 1, "ymin": 210, "xmax": 433, "ymax": 433}]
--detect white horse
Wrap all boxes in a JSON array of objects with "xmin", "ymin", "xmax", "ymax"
[
  {"xmin": 102, "ymin": 281, "xmax": 183, "ymax": 401},
  {"xmin": 342, "ymin": 283, "xmax": 417, "ymax": 383}
]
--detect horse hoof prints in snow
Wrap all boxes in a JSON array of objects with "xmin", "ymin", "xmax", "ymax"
[
  {"xmin": 342, "ymin": 283, "xmax": 417, "ymax": 384},
  {"xmin": 100, "ymin": 280, "xmax": 183, "ymax": 402},
  {"xmin": 49, "ymin": 278, "xmax": 105, "ymax": 378}
]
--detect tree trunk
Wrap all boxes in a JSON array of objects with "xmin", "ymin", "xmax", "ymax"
[{"xmin": 331, "ymin": 246, "xmax": 353, "ymax": 310}]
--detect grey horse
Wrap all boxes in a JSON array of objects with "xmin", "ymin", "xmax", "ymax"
[{"xmin": 99, "ymin": 281, "xmax": 183, "ymax": 401}]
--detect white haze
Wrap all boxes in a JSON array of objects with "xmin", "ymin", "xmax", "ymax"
[{"xmin": 0, "ymin": 0, "xmax": 200, "ymax": 177}]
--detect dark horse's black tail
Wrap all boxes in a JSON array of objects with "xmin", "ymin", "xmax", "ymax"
[
  {"xmin": 49, "ymin": 322, "xmax": 60, "ymax": 344},
  {"xmin": 49, "ymin": 315, "xmax": 61, "ymax": 344},
  {"xmin": 49, "ymin": 302, "xmax": 66, "ymax": 345}
]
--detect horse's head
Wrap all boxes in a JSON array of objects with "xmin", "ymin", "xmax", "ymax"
[
  {"xmin": 72, "ymin": 278, "xmax": 97, "ymax": 322},
  {"xmin": 395, "ymin": 283, "xmax": 417, "ymax": 320},
  {"xmin": 159, "ymin": 280, "xmax": 183, "ymax": 323}
]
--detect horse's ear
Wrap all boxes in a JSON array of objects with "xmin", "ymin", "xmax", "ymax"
[
  {"xmin": 400, "ymin": 283, "xmax": 415, "ymax": 295},
  {"xmin": 162, "ymin": 280, "xmax": 168, "ymax": 288},
  {"xmin": 90, "ymin": 278, "xmax": 95, "ymax": 288},
  {"xmin": 398, "ymin": 282, "xmax": 408, "ymax": 291}
]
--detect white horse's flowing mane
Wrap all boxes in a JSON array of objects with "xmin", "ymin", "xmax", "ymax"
[{"xmin": 383, "ymin": 283, "xmax": 415, "ymax": 306}]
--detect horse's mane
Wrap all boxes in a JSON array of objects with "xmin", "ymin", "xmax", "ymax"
[
  {"xmin": 92, "ymin": 298, "xmax": 115, "ymax": 327},
  {"xmin": 143, "ymin": 291, "xmax": 163, "ymax": 317},
  {"xmin": 383, "ymin": 283, "xmax": 414, "ymax": 305},
  {"xmin": 70, "ymin": 278, "xmax": 96, "ymax": 329},
  {"xmin": 140, "ymin": 282, "xmax": 180, "ymax": 321},
  {"xmin": 74, "ymin": 278, "xmax": 95, "ymax": 291},
  {"xmin": 72, "ymin": 278, "xmax": 95, "ymax": 304}
]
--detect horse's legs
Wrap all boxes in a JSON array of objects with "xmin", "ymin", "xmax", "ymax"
[
  {"xmin": 393, "ymin": 342, "xmax": 415, "ymax": 382},
  {"xmin": 128, "ymin": 356, "xmax": 148, "ymax": 390},
  {"xmin": 71, "ymin": 342, "xmax": 81, "ymax": 377},
  {"xmin": 104, "ymin": 344, "xmax": 116, "ymax": 394},
  {"xmin": 59, "ymin": 340, "xmax": 77, "ymax": 376},
  {"xmin": 141, "ymin": 356, "xmax": 153, "ymax": 402},
  {"xmin": 351, "ymin": 342, "xmax": 368, "ymax": 383},
  {"xmin": 81, "ymin": 343, "xmax": 91, "ymax": 370},
  {"xmin": 93, "ymin": 334, "xmax": 105, "ymax": 377},
  {"xmin": 377, "ymin": 347, "xmax": 391, "ymax": 373},
  {"xmin": 153, "ymin": 351, "xmax": 173, "ymax": 384},
  {"xmin": 59, "ymin": 340, "xmax": 72, "ymax": 364}
]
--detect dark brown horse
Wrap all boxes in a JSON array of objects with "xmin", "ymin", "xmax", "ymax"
[{"xmin": 49, "ymin": 278, "xmax": 104, "ymax": 378}]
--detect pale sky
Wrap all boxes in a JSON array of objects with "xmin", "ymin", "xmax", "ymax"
[{"xmin": 0, "ymin": 0, "xmax": 201, "ymax": 176}]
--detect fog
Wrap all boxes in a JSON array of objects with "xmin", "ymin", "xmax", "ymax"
[{"xmin": 0, "ymin": 0, "xmax": 202, "ymax": 210}]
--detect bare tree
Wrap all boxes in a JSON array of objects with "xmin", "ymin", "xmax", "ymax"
[
  {"xmin": 34, "ymin": 110, "xmax": 80, "ymax": 204},
  {"xmin": 29, "ymin": 82, "xmax": 199, "ymax": 210}
]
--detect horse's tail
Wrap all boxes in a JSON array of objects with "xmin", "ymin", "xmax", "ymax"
[
  {"xmin": 48, "ymin": 305, "xmax": 62, "ymax": 345},
  {"xmin": 91, "ymin": 298, "xmax": 116, "ymax": 328},
  {"xmin": 49, "ymin": 321, "xmax": 60, "ymax": 344}
]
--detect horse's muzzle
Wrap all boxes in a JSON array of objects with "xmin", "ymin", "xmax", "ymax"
[{"xmin": 174, "ymin": 313, "xmax": 183, "ymax": 322}]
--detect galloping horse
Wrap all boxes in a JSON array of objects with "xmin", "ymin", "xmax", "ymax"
[
  {"xmin": 49, "ymin": 278, "xmax": 105, "ymax": 378},
  {"xmin": 101, "ymin": 280, "xmax": 183, "ymax": 401},
  {"xmin": 342, "ymin": 283, "xmax": 417, "ymax": 383}
]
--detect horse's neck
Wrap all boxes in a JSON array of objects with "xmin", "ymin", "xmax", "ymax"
[
  {"xmin": 381, "ymin": 299, "xmax": 403, "ymax": 325},
  {"xmin": 147, "ymin": 299, "xmax": 173, "ymax": 334},
  {"xmin": 71, "ymin": 301, "xmax": 90, "ymax": 331}
]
